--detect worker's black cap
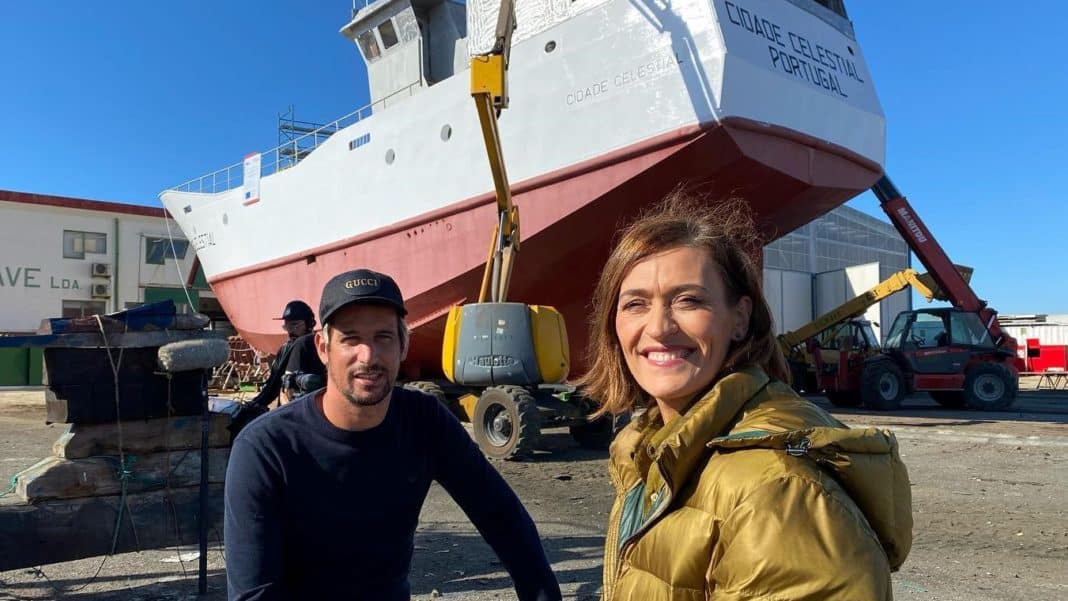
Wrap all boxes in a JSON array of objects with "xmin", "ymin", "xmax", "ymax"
[
  {"xmin": 319, "ymin": 268, "xmax": 407, "ymax": 325},
  {"xmin": 274, "ymin": 300, "xmax": 315, "ymax": 323}
]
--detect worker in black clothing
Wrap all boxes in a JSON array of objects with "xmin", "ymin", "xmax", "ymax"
[
  {"xmin": 230, "ymin": 300, "xmax": 325, "ymax": 436},
  {"xmin": 257, "ymin": 300, "xmax": 326, "ymax": 405},
  {"xmin": 224, "ymin": 269, "xmax": 562, "ymax": 600}
]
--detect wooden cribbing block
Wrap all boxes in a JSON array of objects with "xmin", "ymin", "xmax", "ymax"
[
  {"xmin": 0, "ymin": 484, "xmax": 224, "ymax": 572},
  {"xmin": 53, "ymin": 414, "xmax": 230, "ymax": 459},
  {"xmin": 16, "ymin": 449, "xmax": 229, "ymax": 502}
]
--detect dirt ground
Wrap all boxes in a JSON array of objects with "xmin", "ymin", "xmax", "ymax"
[{"xmin": 0, "ymin": 385, "xmax": 1065, "ymax": 601}]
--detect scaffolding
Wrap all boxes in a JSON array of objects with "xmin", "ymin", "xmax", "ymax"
[{"xmin": 276, "ymin": 105, "xmax": 339, "ymax": 169}]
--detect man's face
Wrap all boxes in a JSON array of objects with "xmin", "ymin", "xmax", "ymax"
[
  {"xmin": 283, "ymin": 319, "xmax": 309, "ymax": 339},
  {"xmin": 315, "ymin": 303, "xmax": 407, "ymax": 407}
]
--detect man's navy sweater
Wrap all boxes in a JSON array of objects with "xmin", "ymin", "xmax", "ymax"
[{"xmin": 224, "ymin": 387, "xmax": 561, "ymax": 600}]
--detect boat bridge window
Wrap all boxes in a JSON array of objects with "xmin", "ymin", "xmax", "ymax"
[
  {"xmin": 357, "ymin": 30, "xmax": 381, "ymax": 61},
  {"xmin": 813, "ymin": 0, "xmax": 847, "ymax": 18},
  {"xmin": 378, "ymin": 19, "xmax": 399, "ymax": 50}
]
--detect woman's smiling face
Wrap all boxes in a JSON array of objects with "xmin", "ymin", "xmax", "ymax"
[{"xmin": 615, "ymin": 246, "xmax": 752, "ymax": 416}]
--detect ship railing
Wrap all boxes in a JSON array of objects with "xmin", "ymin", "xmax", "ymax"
[
  {"xmin": 351, "ymin": 0, "xmax": 377, "ymax": 17},
  {"xmin": 168, "ymin": 80, "xmax": 423, "ymax": 195}
]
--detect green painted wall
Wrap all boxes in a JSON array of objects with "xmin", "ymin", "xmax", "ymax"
[
  {"xmin": 144, "ymin": 287, "xmax": 199, "ymax": 312},
  {"xmin": 192, "ymin": 265, "xmax": 211, "ymax": 290},
  {"xmin": 0, "ymin": 348, "xmax": 29, "ymax": 386},
  {"xmin": 28, "ymin": 348, "xmax": 43, "ymax": 386}
]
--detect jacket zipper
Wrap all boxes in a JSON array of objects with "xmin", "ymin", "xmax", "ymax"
[{"xmin": 614, "ymin": 470, "xmax": 674, "ymax": 581}]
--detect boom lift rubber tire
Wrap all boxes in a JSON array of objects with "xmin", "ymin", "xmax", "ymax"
[
  {"xmin": 929, "ymin": 390, "xmax": 967, "ymax": 409},
  {"xmin": 825, "ymin": 390, "xmax": 862, "ymax": 407},
  {"xmin": 403, "ymin": 381, "xmax": 463, "ymax": 420},
  {"xmin": 860, "ymin": 360, "xmax": 905, "ymax": 411},
  {"xmin": 962, "ymin": 363, "xmax": 1017, "ymax": 411},
  {"xmin": 472, "ymin": 386, "xmax": 541, "ymax": 460}
]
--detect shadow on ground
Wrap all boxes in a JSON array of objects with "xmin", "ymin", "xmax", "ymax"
[
  {"xmin": 0, "ymin": 570, "xmax": 226, "ymax": 600},
  {"xmin": 410, "ymin": 529, "xmax": 603, "ymax": 599}
]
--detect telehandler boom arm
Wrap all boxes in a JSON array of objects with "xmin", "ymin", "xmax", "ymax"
[
  {"xmin": 872, "ymin": 176, "xmax": 1013, "ymax": 349},
  {"xmin": 778, "ymin": 267, "xmax": 955, "ymax": 350}
]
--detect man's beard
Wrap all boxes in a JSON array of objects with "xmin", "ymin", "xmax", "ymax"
[{"xmin": 336, "ymin": 365, "xmax": 394, "ymax": 407}]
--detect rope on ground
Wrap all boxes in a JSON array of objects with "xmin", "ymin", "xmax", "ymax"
[
  {"xmin": 59, "ymin": 316, "xmax": 140, "ymax": 594},
  {"xmin": 0, "ymin": 474, "xmax": 18, "ymax": 498},
  {"xmin": 163, "ymin": 375, "xmax": 190, "ymax": 578}
]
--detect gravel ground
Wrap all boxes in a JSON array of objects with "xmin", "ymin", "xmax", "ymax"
[{"xmin": 0, "ymin": 386, "xmax": 1065, "ymax": 600}]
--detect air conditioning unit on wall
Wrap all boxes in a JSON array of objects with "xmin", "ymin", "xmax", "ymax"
[
  {"xmin": 91, "ymin": 262, "xmax": 112, "ymax": 278},
  {"xmin": 91, "ymin": 283, "xmax": 112, "ymax": 298}
]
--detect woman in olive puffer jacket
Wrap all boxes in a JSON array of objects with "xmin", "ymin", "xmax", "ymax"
[{"xmin": 581, "ymin": 193, "xmax": 913, "ymax": 600}]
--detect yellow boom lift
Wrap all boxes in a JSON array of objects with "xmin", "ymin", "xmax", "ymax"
[{"xmin": 409, "ymin": 0, "xmax": 609, "ymax": 459}]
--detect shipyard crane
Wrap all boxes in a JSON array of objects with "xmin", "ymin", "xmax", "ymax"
[{"xmin": 408, "ymin": 0, "xmax": 607, "ymax": 459}]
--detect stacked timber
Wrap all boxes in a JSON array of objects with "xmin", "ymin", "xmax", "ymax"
[{"xmin": 0, "ymin": 301, "xmax": 231, "ymax": 572}]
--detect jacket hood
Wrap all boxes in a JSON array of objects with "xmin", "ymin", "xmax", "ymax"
[{"xmin": 707, "ymin": 426, "xmax": 912, "ymax": 569}]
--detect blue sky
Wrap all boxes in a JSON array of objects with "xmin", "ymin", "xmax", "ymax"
[{"xmin": 1, "ymin": 1, "xmax": 1065, "ymax": 314}]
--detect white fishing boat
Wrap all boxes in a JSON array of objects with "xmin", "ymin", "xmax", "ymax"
[{"xmin": 160, "ymin": 0, "xmax": 884, "ymax": 376}]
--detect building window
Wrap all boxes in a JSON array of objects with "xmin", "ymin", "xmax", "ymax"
[
  {"xmin": 63, "ymin": 231, "xmax": 107, "ymax": 259},
  {"xmin": 145, "ymin": 237, "xmax": 189, "ymax": 265},
  {"xmin": 62, "ymin": 300, "xmax": 107, "ymax": 318}
]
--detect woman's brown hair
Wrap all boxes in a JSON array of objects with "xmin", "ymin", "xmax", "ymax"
[{"xmin": 579, "ymin": 189, "xmax": 788, "ymax": 416}]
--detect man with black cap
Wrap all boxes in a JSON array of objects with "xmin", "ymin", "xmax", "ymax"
[
  {"xmin": 253, "ymin": 300, "xmax": 326, "ymax": 405},
  {"xmin": 224, "ymin": 268, "xmax": 562, "ymax": 601},
  {"xmin": 229, "ymin": 300, "xmax": 326, "ymax": 437}
]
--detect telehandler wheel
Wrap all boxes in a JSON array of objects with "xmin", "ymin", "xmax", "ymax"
[
  {"xmin": 472, "ymin": 386, "xmax": 541, "ymax": 460},
  {"xmin": 825, "ymin": 390, "xmax": 862, "ymax": 407},
  {"xmin": 403, "ymin": 381, "xmax": 463, "ymax": 420},
  {"xmin": 962, "ymin": 363, "xmax": 1017, "ymax": 411},
  {"xmin": 788, "ymin": 360, "xmax": 809, "ymax": 394},
  {"xmin": 570, "ymin": 419, "xmax": 612, "ymax": 450},
  {"xmin": 929, "ymin": 390, "xmax": 966, "ymax": 409},
  {"xmin": 568, "ymin": 397, "xmax": 613, "ymax": 450},
  {"xmin": 860, "ymin": 360, "xmax": 905, "ymax": 411}
]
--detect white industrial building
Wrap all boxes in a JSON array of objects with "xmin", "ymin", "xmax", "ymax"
[
  {"xmin": 999, "ymin": 314, "xmax": 1068, "ymax": 347},
  {"xmin": 764, "ymin": 204, "xmax": 911, "ymax": 341},
  {"xmin": 0, "ymin": 189, "xmax": 224, "ymax": 385},
  {"xmin": 0, "ymin": 189, "xmax": 216, "ymax": 335}
]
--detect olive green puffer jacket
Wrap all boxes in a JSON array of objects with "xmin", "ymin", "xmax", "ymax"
[{"xmin": 602, "ymin": 367, "xmax": 912, "ymax": 601}]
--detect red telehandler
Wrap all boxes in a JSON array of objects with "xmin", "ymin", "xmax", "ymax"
[{"xmin": 828, "ymin": 176, "xmax": 1020, "ymax": 411}]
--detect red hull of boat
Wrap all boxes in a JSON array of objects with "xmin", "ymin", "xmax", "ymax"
[{"xmin": 209, "ymin": 117, "xmax": 881, "ymax": 377}]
